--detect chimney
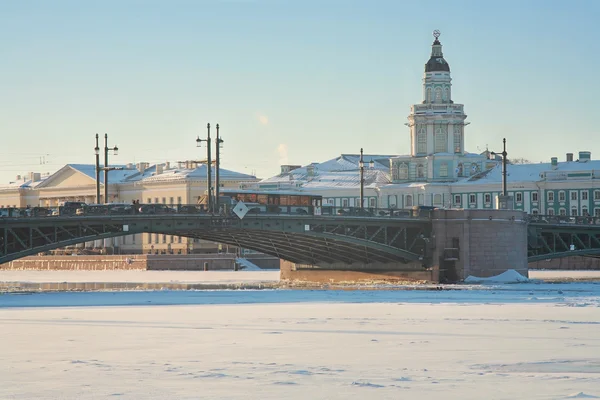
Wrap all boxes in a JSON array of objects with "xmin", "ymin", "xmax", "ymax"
[
  {"xmin": 136, "ymin": 162, "xmax": 149, "ymax": 173},
  {"xmin": 566, "ymin": 153, "xmax": 573, "ymax": 162},
  {"xmin": 306, "ymin": 165, "xmax": 315, "ymax": 176},
  {"xmin": 126, "ymin": 163, "xmax": 134, "ymax": 170},
  {"xmin": 551, "ymin": 157, "xmax": 558, "ymax": 169},
  {"xmin": 16, "ymin": 175, "xmax": 21, "ymax": 181},
  {"xmin": 155, "ymin": 164, "xmax": 164, "ymax": 175},
  {"xmin": 165, "ymin": 162, "xmax": 170, "ymax": 170},
  {"xmin": 579, "ymin": 151, "xmax": 591, "ymax": 163}
]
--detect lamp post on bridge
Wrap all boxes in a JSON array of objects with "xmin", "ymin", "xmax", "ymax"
[
  {"xmin": 358, "ymin": 149, "xmax": 375, "ymax": 211},
  {"xmin": 196, "ymin": 123, "xmax": 213, "ymax": 213},
  {"xmin": 94, "ymin": 134, "xmax": 120, "ymax": 204},
  {"xmin": 215, "ymin": 124, "xmax": 224, "ymax": 213},
  {"xmin": 490, "ymin": 138, "xmax": 512, "ymax": 210}
]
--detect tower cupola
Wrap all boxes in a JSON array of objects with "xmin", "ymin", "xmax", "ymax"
[{"xmin": 425, "ymin": 30, "xmax": 450, "ymax": 72}]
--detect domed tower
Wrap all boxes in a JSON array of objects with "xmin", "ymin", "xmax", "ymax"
[{"xmin": 408, "ymin": 30, "xmax": 467, "ymax": 158}]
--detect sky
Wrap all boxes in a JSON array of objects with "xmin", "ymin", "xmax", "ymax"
[{"xmin": 0, "ymin": 0, "xmax": 598, "ymax": 182}]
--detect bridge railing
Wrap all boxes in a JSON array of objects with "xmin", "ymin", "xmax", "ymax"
[
  {"xmin": 0, "ymin": 204, "xmax": 432, "ymax": 219},
  {"xmin": 527, "ymin": 214, "xmax": 600, "ymax": 225}
]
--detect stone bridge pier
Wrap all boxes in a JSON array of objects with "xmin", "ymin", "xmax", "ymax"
[{"xmin": 431, "ymin": 209, "xmax": 528, "ymax": 282}]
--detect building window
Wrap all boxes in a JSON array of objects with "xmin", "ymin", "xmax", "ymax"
[
  {"xmin": 418, "ymin": 194, "xmax": 425, "ymax": 205},
  {"xmin": 559, "ymin": 208, "xmax": 566, "ymax": 216},
  {"xmin": 469, "ymin": 194, "xmax": 476, "ymax": 204},
  {"xmin": 162, "ymin": 234, "xmax": 166, "ymax": 243},
  {"xmin": 162, "ymin": 197, "xmax": 166, "ymax": 204},
  {"xmin": 406, "ymin": 195, "xmax": 413, "ymax": 207},
  {"xmin": 548, "ymin": 208, "xmax": 555, "ymax": 216},
  {"xmin": 571, "ymin": 192, "xmax": 578, "ymax": 201},
  {"xmin": 369, "ymin": 198, "xmax": 376, "ymax": 208},
  {"xmin": 154, "ymin": 197, "xmax": 159, "ymax": 204},
  {"xmin": 147, "ymin": 234, "xmax": 151, "ymax": 244},
  {"xmin": 547, "ymin": 192, "xmax": 554, "ymax": 202},
  {"xmin": 178, "ymin": 236, "xmax": 182, "ymax": 244},
  {"xmin": 453, "ymin": 125, "xmax": 462, "ymax": 153},
  {"xmin": 595, "ymin": 190, "xmax": 600, "ymax": 201},
  {"xmin": 439, "ymin": 162, "xmax": 448, "ymax": 178},
  {"xmin": 342, "ymin": 199, "xmax": 348, "ymax": 207},
  {"xmin": 454, "ymin": 194, "xmax": 461, "ymax": 205},
  {"xmin": 417, "ymin": 164, "xmax": 425, "ymax": 178},
  {"xmin": 417, "ymin": 127, "xmax": 427, "ymax": 154},
  {"xmin": 435, "ymin": 87, "xmax": 442, "ymax": 102},
  {"xmin": 433, "ymin": 194, "xmax": 442, "ymax": 206},
  {"xmin": 147, "ymin": 198, "xmax": 151, "ymax": 204},
  {"xmin": 399, "ymin": 163, "xmax": 408, "ymax": 180},
  {"xmin": 132, "ymin": 234, "xmax": 136, "ymax": 244},
  {"xmin": 532, "ymin": 192, "xmax": 538, "ymax": 202},
  {"xmin": 571, "ymin": 207, "xmax": 578, "ymax": 216},
  {"xmin": 435, "ymin": 127, "xmax": 446, "ymax": 153},
  {"xmin": 532, "ymin": 209, "xmax": 539, "ymax": 215},
  {"xmin": 582, "ymin": 206, "xmax": 589, "ymax": 216},
  {"xmin": 169, "ymin": 197, "xmax": 174, "ymax": 205},
  {"xmin": 177, "ymin": 196, "xmax": 182, "ymax": 204},
  {"xmin": 582, "ymin": 191, "xmax": 588, "ymax": 201},
  {"xmin": 558, "ymin": 191, "xmax": 565, "ymax": 202},
  {"xmin": 484, "ymin": 194, "xmax": 491, "ymax": 204},
  {"xmin": 595, "ymin": 208, "xmax": 600, "ymax": 217},
  {"xmin": 516, "ymin": 192, "xmax": 523, "ymax": 203}
]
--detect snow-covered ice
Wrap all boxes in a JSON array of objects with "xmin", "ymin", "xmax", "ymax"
[
  {"xmin": 464, "ymin": 269, "xmax": 530, "ymax": 284},
  {"xmin": 1, "ymin": 286, "xmax": 600, "ymax": 399}
]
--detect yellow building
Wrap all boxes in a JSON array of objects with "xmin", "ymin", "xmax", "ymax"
[{"xmin": 0, "ymin": 161, "xmax": 258, "ymax": 255}]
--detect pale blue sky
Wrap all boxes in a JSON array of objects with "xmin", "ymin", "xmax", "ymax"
[{"xmin": 0, "ymin": 0, "xmax": 597, "ymax": 182}]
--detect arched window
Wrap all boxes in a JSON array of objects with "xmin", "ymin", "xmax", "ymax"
[
  {"xmin": 405, "ymin": 195, "xmax": 413, "ymax": 207},
  {"xmin": 453, "ymin": 125, "xmax": 462, "ymax": 153},
  {"xmin": 426, "ymin": 88, "xmax": 432, "ymax": 103},
  {"xmin": 433, "ymin": 194, "xmax": 442, "ymax": 205},
  {"xmin": 398, "ymin": 163, "xmax": 408, "ymax": 180},
  {"xmin": 548, "ymin": 208, "xmax": 555, "ymax": 216},
  {"xmin": 435, "ymin": 87, "xmax": 442, "ymax": 103},
  {"xmin": 435, "ymin": 126, "xmax": 446, "ymax": 153},
  {"xmin": 417, "ymin": 126, "xmax": 427, "ymax": 154},
  {"xmin": 417, "ymin": 164, "xmax": 424, "ymax": 178},
  {"xmin": 443, "ymin": 86, "xmax": 449, "ymax": 102}
]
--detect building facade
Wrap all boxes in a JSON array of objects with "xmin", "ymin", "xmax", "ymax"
[{"xmin": 0, "ymin": 161, "xmax": 258, "ymax": 255}]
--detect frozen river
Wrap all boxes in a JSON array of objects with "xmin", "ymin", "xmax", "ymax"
[{"xmin": 1, "ymin": 283, "xmax": 600, "ymax": 399}]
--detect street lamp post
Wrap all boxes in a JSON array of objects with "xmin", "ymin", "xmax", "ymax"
[
  {"xmin": 215, "ymin": 124, "xmax": 224, "ymax": 213},
  {"xmin": 359, "ymin": 148, "xmax": 364, "ymax": 210},
  {"xmin": 196, "ymin": 123, "xmax": 213, "ymax": 213},
  {"xmin": 94, "ymin": 134, "xmax": 101, "ymax": 204},
  {"xmin": 103, "ymin": 133, "xmax": 119, "ymax": 204},
  {"xmin": 491, "ymin": 138, "xmax": 510, "ymax": 209}
]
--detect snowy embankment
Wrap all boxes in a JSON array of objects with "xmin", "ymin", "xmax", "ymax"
[{"xmin": 0, "ymin": 270, "xmax": 280, "ymax": 284}]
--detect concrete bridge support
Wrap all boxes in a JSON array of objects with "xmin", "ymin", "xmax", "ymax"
[{"xmin": 431, "ymin": 209, "xmax": 528, "ymax": 282}]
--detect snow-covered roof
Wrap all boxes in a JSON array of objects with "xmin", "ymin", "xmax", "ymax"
[
  {"xmin": 138, "ymin": 164, "xmax": 256, "ymax": 183},
  {"xmin": 459, "ymin": 160, "xmax": 600, "ymax": 185},
  {"xmin": 0, "ymin": 176, "xmax": 48, "ymax": 190},
  {"xmin": 69, "ymin": 164, "xmax": 140, "ymax": 184}
]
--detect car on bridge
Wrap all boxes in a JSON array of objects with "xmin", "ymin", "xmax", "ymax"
[{"xmin": 138, "ymin": 204, "xmax": 176, "ymax": 214}]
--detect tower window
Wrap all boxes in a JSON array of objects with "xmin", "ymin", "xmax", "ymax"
[
  {"xmin": 439, "ymin": 162, "xmax": 448, "ymax": 177},
  {"xmin": 435, "ymin": 87, "xmax": 442, "ymax": 103},
  {"xmin": 398, "ymin": 163, "xmax": 408, "ymax": 180},
  {"xmin": 417, "ymin": 127, "xmax": 427, "ymax": 154},
  {"xmin": 435, "ymin": 127, "xmax": 446, "ymax": 153},
  {"xmin": 453, "ymin": 125, "xmax": 462, "ymax": 153},
  {"xmin": 417, "ymin": 164, "xmax": 425, "ymax": 178}
]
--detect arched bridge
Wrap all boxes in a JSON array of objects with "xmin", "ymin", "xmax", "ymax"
[
  {"xmin": 0, "ymin": 213, "xmax": 431, "ymax": 265},
  {"xmin": 528, "ymin": 216, "xmax": 600, "ymax": 261}
]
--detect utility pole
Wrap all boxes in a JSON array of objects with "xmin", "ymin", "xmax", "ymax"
[
  {"xmin": 94, "ymin": 134, "xmax": 100, "ymax": 204},
  {"xmin": 215, "ymin": 123, "xmax": 224, "ymax": 213},
  {"xmin": 502, "ymin": 138, "xmax": 507, "ymax": 197}
]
